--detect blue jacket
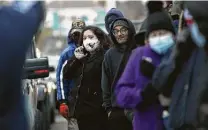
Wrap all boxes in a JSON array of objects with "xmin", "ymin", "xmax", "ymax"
[
  {"xmin": 56, "ymin": 41, "xmax": 76, "ymax": 101},
  {"xmin": 0, "ymin": 1, "xmax": 44, "ymax": 130}
]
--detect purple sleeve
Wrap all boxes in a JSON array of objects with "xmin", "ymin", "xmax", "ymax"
[{"xmin": 115, "ymin": 48, "xmax": 143, "ymax": 108}]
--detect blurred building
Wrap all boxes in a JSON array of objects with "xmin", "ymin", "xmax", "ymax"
[
  {"xmin": 39, "ymin": 1, "xmax": 146, "ymax": 54},
  {"xmin": 45, "ymin": 1, "xmax": 98, "ymax": 36}
]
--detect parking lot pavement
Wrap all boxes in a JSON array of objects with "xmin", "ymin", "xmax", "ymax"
[{"xmin": 50, "ymin": 112, "xmax": 68, "ymax": 130}]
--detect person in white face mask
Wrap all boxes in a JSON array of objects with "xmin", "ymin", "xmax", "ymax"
[{"xmin": 63, "ymin": 26, "xmax": 112, "ymax": 130}]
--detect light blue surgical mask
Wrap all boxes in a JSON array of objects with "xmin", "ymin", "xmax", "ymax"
[
  {"xmin": 149, "ymin": 34, "xmax": 175, "ymax": 55},
  {"xmin": 189, "ymin": 22, "xmax": 206, "ymax": 47}
]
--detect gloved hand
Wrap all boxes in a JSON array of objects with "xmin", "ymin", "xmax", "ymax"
[
  {"xmin": 137, "ymin": 82, "xmax": 159, "ymax": 111},
  {"xmin": 74, "ymin": 46, "xmax": 88, "ymax": 60},
  {"xmin": 140, "ymin": 57, "xmax": 156, "ymax": 78},
  {"xmin": 59, "ymin": 103, "xmax": 69, "ymax": 118}
]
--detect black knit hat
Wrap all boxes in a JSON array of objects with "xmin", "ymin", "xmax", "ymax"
[{"xmin": 146, "ymin": 1, "xmax": 175, "ymax": 38}]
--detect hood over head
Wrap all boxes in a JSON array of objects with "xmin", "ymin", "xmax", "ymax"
[
  {"xmin": 105, "ymin": 8, "xmax": 124, "ymax": 33},
  {"xmin": 110, "ymin": 18, "xmax": 136, "ymax": 50}
]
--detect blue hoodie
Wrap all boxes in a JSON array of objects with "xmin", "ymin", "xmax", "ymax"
[
  {"xmin": 105, "ymin": 8, "xmax": 124, "ymax": 33},
  {"xmin": 0, "ymin": 1, "xmax": 44, "ymax": 130},
  {"xmin": 56, "ymin": 32, "xmax": 77, "ymax": 102}
]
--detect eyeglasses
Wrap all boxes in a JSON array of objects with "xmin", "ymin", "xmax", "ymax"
[{"xmin": 112, "ymin": 27, "xmax": 128, "ymax": 36}]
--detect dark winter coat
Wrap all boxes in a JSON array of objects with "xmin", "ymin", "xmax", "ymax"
[
  {"xmin": 152, "ymin": 28, "xmax": 208, "ymax": 129},
  {"xmin": 64, "ymin": 51, "xmax": 107, "ymax": 118},
  {"xmin": 101, "ymin": 18, "xmax": 136, "ymax": 121}
]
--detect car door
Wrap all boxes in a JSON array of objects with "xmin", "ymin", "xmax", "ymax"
[{"xmin": 22, "ymin": 40, "xmax": 39, "ymax": 129}]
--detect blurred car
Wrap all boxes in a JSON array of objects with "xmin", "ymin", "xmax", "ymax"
[
  {"xmin": 22, "ymin": 39, "xmax": 55, "ymax": 130},
  {"xmin": 36, "ymin": 47, "xmax": 56, "ymax": 130},
  {"xmin": 41, "ymin": 36, "xmax": 67, "ymax": 108},
  {"xmin": 36, "ymin": 78, "xmax": 56, "ymax": 130}
]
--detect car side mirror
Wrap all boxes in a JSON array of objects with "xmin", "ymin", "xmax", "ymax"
[{"xmin": 23, "ymin": 57, "xmax": 49, "ymax": 79}]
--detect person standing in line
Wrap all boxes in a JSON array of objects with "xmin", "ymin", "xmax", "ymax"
[
  {"xmin": 147, "ymin": 1, "xmax": 208, "ymax": 129},
  {"xmin": 105, "ymin": 8, "xmax": 124, "ymax": 34},
  {"xmin": 63, "ymin": 26, "xmax": 111, "ymax": 130},
  {"xmin": 115, "ymin": 1, "xmax": 176, "ymax": 130},
  {"xmin": 56, "ymin": 19, "xmax": 85, "ymax": 130},
  {"xmin": 102, "ymin": 17, "xmax": 137, "ymax": 130}
]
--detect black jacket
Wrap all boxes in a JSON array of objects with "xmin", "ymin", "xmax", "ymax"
[
  {"xmin": 102, "ymin": 18, "xmax": 136, "ymax": 112},
  {"xmin": 64, "ymin": 51, "xmax": 106, "ymax": 117}
]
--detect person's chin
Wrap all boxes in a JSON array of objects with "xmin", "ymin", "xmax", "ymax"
[{"xmin": 118, "ymin": 40, "xmax": 127, "ymax": 44}]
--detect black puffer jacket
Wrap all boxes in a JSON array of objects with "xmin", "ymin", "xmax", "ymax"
[{"xmin": 64, "ymin": 51, "xmax": 106, "ymax": 118}]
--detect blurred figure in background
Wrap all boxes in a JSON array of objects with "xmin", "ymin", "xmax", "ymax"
[
  {"xmin": 102, "ymin": 17, "xmax": 137, "ymax": 130},
  {"xmin": 115, "ymin": 1, "xmax": 176, "ymax": 130},
  {"xmin": 63, "ymin": 26, "xmax": 111, "ymax": 130},
  {"xmin": 169, "ymin": 1, "xmax": 183, "ymax": 33},
  {"xmin": 0, "ymin": 1, "xmax": 45, "ymax": 130},
  {"xmin": 56, "ymin": 18, "xmax": 85, "ymax": 129},
  {"xmin": 134, "ymin": 18, "xmax": 147, "ymax": 47}
]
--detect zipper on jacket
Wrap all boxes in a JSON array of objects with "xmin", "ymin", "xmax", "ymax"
[{"xmin": 74, "ymin": 64, "xmax": 85, "ymax": 114}]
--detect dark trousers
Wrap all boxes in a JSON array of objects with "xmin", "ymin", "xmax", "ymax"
[
  {"xmin": 77, "ymin": 113, "xmax": 108, "ymax": 130},
  {"xmin": 108, "ymin": 108, "xmax": 133, "ymax": 130},
  {"xmin": 175, "ymin": 124, "xmax": 196, "ymax": 130}
]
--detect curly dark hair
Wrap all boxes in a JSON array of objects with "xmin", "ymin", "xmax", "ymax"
[{"xmin": 78, "ymin": 26, "xmax": 112, "ymax": 50}]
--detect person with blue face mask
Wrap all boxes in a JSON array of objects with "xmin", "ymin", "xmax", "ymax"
[
  {"xmin": 140, "ymin": 1, "xmax": 208, "ymax": 129},
  {"xmin": 114, "ymin": 1, "xmax": 176, "ymax": 130}
]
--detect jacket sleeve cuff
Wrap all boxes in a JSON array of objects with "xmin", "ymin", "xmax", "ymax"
[{"xmin": 58, "ymin": 100, "xmax": 68, "ymax": 107}]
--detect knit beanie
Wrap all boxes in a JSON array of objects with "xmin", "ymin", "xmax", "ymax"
[
  {"xmin": 113, "ymin": 19, "xmax": 129, "ymax": 29},
  {"xmin": 146, "ymin": 1, "xmax": 175, "ymax": 38}
]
